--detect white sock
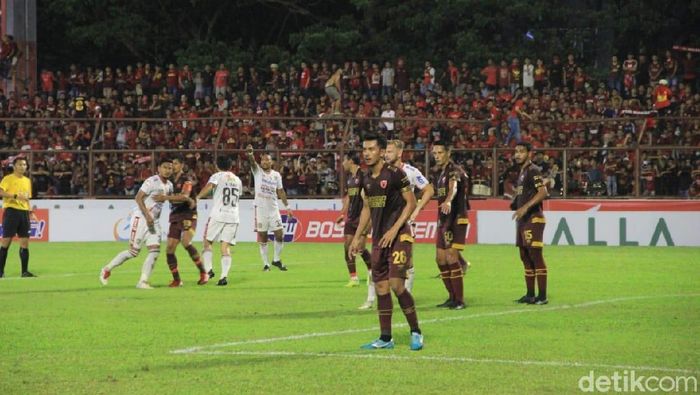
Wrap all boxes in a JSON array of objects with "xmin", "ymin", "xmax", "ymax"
[
  {"xmin": 259, "ymin": 243, "xmax": 270, "ymax": 266},
  {"xmin": 273, "ymin": 240, "xmax": 284, "ymax": 262},
  {"xmin": 406, "ymin": 267, "xmax": 415, "ymax": 293},
  {"xmin": 139, "ymin": 250, "xmax": 159, "ymax": 283},
  {"xmin": 221, "ymin": 255, "xmax": 232, "ymax": 279},
  {"xmin": 106, "ymin": 250, "xmax": 135, "ymax": 271},
  {"xmin": 202, "ymin": 249, "xmax": 213, "ymax": 272},
  {"xmin": 367, "ymin": 270, "xmax": 376, "ymax": 303}
]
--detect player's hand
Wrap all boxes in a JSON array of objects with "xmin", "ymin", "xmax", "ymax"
[
  {"xmin": 407, "ymin": 220, "xmax": 417, "ymax": 238},
  {"xmin": 146, "ymin": 216, "xmax": 156, "ymax": 234},
  {"xmin": 349, "ymin": 237, "xmax": 360, "ymax": 258},
  {"xmin": 188, "ymin": 197, "xmax": 196, "ymax": 209},
  {"xmin": 16, "ymin": 192, "xmax": 30, "ymax": 202},
  {"xmin": 335, "ymin": 214, "xmax": 344, "ymax": 224},
  {"xmin": 378, "ymin": 227, "xmax": 399, "ymax": 249},
  {"xmin": 439, "ymin": 201, "xmax": 452, "ymax": 215},
  {"xmin": 29, "ymin": 212, "xmax": 38, "ymax": 222},
  {"xmin": 152, "ymin": 194, "xmax": 167, "ymax": 203},
  {"xmin": 512, "ymin": 207, "xmax": 527, "ymax": 221},
  {"xmin": 246, "ymin": 144, "xmax": 254, "ymax": 156},
  {"xmin": 286, "ymin": 209, "xmax": 294, "ymax": 220}
]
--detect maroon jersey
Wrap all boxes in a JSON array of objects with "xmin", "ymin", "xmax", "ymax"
[
  {"xmin": 361, "ymin": 164, "xmax": 411, "ymax": 242},
  {"xmin": 436, "ymin": 161, "xmax": 470, "ymax": 225},
  {"xmin": 514, "ymin": 162, "xmax": 545, "ymax": 221},
  {"xmin": 169, "ymin": 172, "xmax": 196, "ymax": 222},
  {"xmin": 346, "ymin": 169, "xmax": 364, "ymax": 221}
]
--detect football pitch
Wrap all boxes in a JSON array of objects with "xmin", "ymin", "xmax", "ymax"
[{"xmin": 0, "ymin": 242, "xmax": 698, "ymax": 394}]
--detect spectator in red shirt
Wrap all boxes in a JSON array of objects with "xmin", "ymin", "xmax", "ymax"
[
  {"xmin": 480, "ymin": 59, "xmax": 498, "ymax": 91},
  {"xmin": 214, "ymin": 63, "xmax": 229, "ymax": 98}
]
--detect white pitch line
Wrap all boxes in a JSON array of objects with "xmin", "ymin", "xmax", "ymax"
[
  {"xmin": 187, "ymin": 350, "xmax": 700, "ymax": 375},
  {"xmin": 170, "ymin": 293, "xmax": 700, "ymax": 355}
]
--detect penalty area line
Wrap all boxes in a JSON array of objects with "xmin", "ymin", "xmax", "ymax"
[
  {"xmin": 170, "ymin": 293, "xmax": 700, "ymax": 355},
  {"xmin": 185, "ymin": 350, "xmax": 700, "ymax": 375}
]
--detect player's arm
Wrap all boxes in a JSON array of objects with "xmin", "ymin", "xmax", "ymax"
[
  {"xmin": 410, "ymin": 178, "xmax": 434, "ymax": 222},
  {"xmin": 195, "ymin": 182, "xmax": 215, "ymax": 200},
  {"xmin": 350, "ymin": 190, "xmax": 371, "ymax": 256},
  {"xmin": 276, "ymin": 187, "xmax": 293, "ymax": 219},
  {"xmin": 439, "ymin": 178, "xmax": 458, "ymax": 215},
  {"xmin": 246, "ymin": 144, "xmax": 259, "ymax": 173},
  {"xmin": 336, "ymin": 193, "xmax": 349, "ymax": 224},
  {"xmin": 379, "ymin": 185, "xmax": 416, "ymax": 248},
  {"xmin": 164, "ymin": 181, "xmax": 195, "ymax": 207},
  {"xmin": 513, "ymin": 176, "xmax": 548, "ymax": 221},
  {"xmin": 135, "ymin": 190, "xmax": 155, "ymax": 230}
]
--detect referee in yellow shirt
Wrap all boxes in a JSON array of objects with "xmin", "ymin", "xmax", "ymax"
[{"xmin": 0, "ymin": 157, "xmax": 38, "ymax": 278}]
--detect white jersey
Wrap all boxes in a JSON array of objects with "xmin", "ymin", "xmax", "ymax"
[
  {"xmin": 401, "ymin": 163, "xmax": 430, "ymax": 191},
  {"xmin": 252, "ymin": 165, "xmax": 283, "ymax": 211},
  {"xmin": 131, "ymin": 175, "xmax": 173, "ymax": 219},
  {"xmin": 207, "ymin": 171, "xmax": 242, "ymax": 223}
]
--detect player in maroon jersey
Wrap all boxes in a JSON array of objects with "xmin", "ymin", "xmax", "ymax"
[
  {"xmin": 432, "ymin": 142, "xmax": 470, "ymax": 309},
  {"xmin": 350, "ymin": 132, "xmax": 423, "ymax": 351},
  {"xmin": 165, "ymin": 156, "xmax": 208, "ymax": 286},
  {"xmin": 511, "ymin": 142, "xmax": 549, "ymax": 305},
  {"xmin": 335, "ymin": 153, "xmax": 372, "ymax": 292}
]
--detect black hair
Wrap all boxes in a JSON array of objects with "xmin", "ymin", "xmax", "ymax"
[
  {"xmin": 158, "ymin": 157, "xmax": 173, "ymax": 166},
  {"xmin": 217, "ymin": 156, "xmax": 232, "ymax": 170},
  {"xmin": 432, "ymin": 141, "xmax": 451, "ymax": 151},
  {"xmin": 362, "ymin": 132, "xmax": 387, "ymax": 149},
  {"xmin": 345, "ymin": 152, "xmax": 360, "ymax": 165},
  {"xmin": 171, "ymin": 154, "xmax": 185, "ymax": 163},
  {"xmin": 12, "ymin": 156, "xmax": 26, "ymax": 165},
  {"xmin": 515, "ymin": 142, "xmax": 533, "ymax": 152}
]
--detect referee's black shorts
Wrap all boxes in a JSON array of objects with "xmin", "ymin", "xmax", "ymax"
[{"xmin": 2, "ymin": 207, "xmax": 30, "ymax": 238}]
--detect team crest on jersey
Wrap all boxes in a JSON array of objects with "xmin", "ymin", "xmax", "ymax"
[{"xmin": 380, "ymin": 180, "xmax": 388, "ymax": 189}]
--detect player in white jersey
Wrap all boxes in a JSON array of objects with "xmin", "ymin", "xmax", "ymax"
[
  {"xmin": 246, "ymin": 144, "xmax": 294, "ymax": 271},
  {"xmin": 100, "ymin": 158, "xmax": 174, "ymax": 289},
  {"xmin": 197, "ymin": 157, "xmax": 242, "ymax": 286},
  {"xmin": 385, "ymin": 140, "xmax": 435, "ymax": 294}
]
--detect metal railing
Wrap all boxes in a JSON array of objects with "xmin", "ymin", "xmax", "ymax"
[{"xmin": 0, "ymin": 115, "xmax": 697, "ymax": 199}]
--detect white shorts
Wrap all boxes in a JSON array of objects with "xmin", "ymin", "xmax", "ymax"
[
  {"xmin": 129, "ymin": 215, "xmax": 162, "ymax": 250},
  {"xmin": 254, "ymin": 206, "xmax": 283, "ymax": 232},
  {"xmin": 204, "ymin": 219, "xmax": 239, "ymax": 244}
]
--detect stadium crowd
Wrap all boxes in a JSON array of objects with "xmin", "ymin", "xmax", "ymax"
[{"xmin": 0, "ymin": 49, "xmax": 699, "ymax": 198}]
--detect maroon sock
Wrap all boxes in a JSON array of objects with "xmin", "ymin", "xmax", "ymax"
[
  {"xmin": 344, "ymin": 245, "xmax": 357, "ymax": 276},
  {"xmin": 360, "ymin": 249, "xmax": 371, "ymax": 270},
  {"xmin": 185, "ymin": 244, "xmax": 205, "ymax": 273},
  {"xmin": 439, "ymin": 264, "xmax": 454, "ymax": 300},
  {"xmin": 397, "ymin": 290, "xmax": 420, "ymax": 333},
  {"xmin": 519, "ymin": 247, "xmax": 535, "ymax": 297},
  {"xmin": 377, "ymin": 293, "xmax": 393, "ymax": 337},
  {"xmin": 448, "ymin": 262, "xmax": 464, "ymax": 304},
  {"xmin": 166, "ymin": 253, "xmax": 180, "ymax": 281},
  {"xmin": 530, "ymin": 248, "xmax": 547, "ymax": 299}
]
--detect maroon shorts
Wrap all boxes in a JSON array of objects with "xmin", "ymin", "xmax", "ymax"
[
  {"xmin": 370, "ymin": 230, "xmax": 413, "ymax": 282},
  {"xmin": 436, "ymin": 217, "xmax": 469, "ymax": 250},
  {"xmin": 344, "ymin": 217, "xmax": 360, "ymax": 236},
  {"xmin": 168, "ymin": 216, "xmax": 197, "ymax": 240},
  {"xmin": 516, "ymin": 214, "xmax": 545, "ymax": 248}
]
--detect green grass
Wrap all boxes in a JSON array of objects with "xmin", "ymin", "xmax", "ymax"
[{"xmin": 0, "ymin": 242, "xmax": 698, "ymax": 394}]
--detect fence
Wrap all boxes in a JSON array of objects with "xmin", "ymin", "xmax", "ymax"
[{"xmin": 0, "ymin": 115, "xmax": 697, "ymax": 199}]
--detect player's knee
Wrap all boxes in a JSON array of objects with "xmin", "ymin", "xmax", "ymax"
[{"xmin": 519, "ymin": 247, "xmax": 529, "ymax": 261}]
